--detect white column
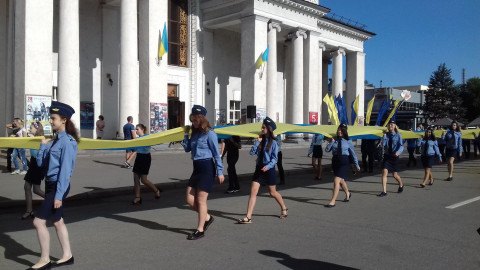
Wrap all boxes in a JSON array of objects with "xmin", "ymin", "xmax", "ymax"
[
  {"xmin": 58, "ymin": 0, "xmax": 79, "ymax": 126},
  {"xmin": 290, "ymin": 30, "xmax": 306, "ymax": 125},
  {"xmin": 303, "ymin": 31, "xmax": 321, "ymax": 125},
  {"xmin": 119, "ymin": 0, "xmax": 139, "ymax": 135},
  {"xmin": 241, "ymin": 15, "xmax": 268, "ymax": 121},
  {"xmin": 346, "ymin": 51, "xmax": 366, "ymax": 125},
  {"xmin": 331, "ymin": 48, "xmax": 345, "ymax": 98},
  {"xmin": 318, "ymin": 42, "xmax": 326, "ymax": 124},
  {"xmin": 266, "ymin": 21, "xmax": 281, "ymax": 119},
  {"xmin": 138, "ymin": 0, "xmax": 168, "ymax": 131}
]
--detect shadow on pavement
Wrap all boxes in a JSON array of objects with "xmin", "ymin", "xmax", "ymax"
[{"xmin": 259, "ymin": 250, "xmax": 359, "ymax": 270}]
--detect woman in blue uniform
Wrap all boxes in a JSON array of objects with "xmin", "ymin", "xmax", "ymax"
[
  {"xmin": 420, "ymin": 127, "xmax": 442, "ymax": 187},
  {"xmin": 441, "ymin": 120, "xmax": 463, "ymax": 181},
  {"xmin": 324, "ymin": 124, "xmax": 360, "ymax": 207},
  {"xmin": 238, "ymin": 117, "xmax": 288, "ymax": 223},
  {"xmin": 181, "ymin": 105, "xmax": 224, "ymax": 240},
  {"xmin": 308, "ymin": 133, "xmax": 324, "ymax": 180},
  {"xmin": 379, "ymin": 120, "xmax": 404, "ymax": 197},
  {"xmin": 130, "ymin": 124, "xmax": 161, "ymax": 205},
  {"xmin": 29, "ymin": 101, "xmax": 78, "ymax": 270},
  {"xmin": 21, "ymin": 121, "xmax": 46, "ymax": 220}
]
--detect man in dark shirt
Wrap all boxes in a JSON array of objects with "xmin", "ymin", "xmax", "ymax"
[{"xmin": 123, "ymin": 116, "xmax": 136, "ymax": 168}]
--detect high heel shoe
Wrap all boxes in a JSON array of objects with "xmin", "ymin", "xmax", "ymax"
[
  {"xmin": 154, "ymin": 188, "xmax": 161, "ymax": 200},
  {"xmin": 131, "ymin": 197, "xmax": 142, "ymax": 205},
  {"xmin": 20, "ymin": 211, "xmax": 35, "ymax": 220}
]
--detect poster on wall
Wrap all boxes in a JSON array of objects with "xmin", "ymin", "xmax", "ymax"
[
  {"xmin": 216, "ymin": 109, "xmax": 226, "ymax": 126},
  {"xmin": 80, "ymin": 102, "xmax": 95, "ymax": 129},
  {"xmin": 309, "ymin": 112, "xmax": 318, "ymax": 125},
  {"xmin": 150, "ymin": 103, "xmax": 168, "ymax": 133},
  {"xmin": 25, "ymin": 95, "xmax": 52, "ymax": 134},
  {"xmin": 255, "ymin": 109, "xmax": 267, "ymax": 123}
]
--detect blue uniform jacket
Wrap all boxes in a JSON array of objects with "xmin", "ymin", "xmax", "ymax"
[
  {"xmin": 405, "ymin": 138, "xmax": 417, "ymax": 149},
  {"xmin": 420, "ymin": 139, "xmax": 442, "ymax": 161},
  {"xmin": 181, "ymin": 129, "xmax": 224, "ymax": 176},
  {"xmin": 442, "ymin": 130, "xmax": 463, "ymax": 155},
  {"xmin": 135, "ymin": 134, "xmax": 151, "ymax": 154},
  {"xmin": 308, "ymin": 134, "xmax": 324, "ymax": 155},
  {"xmin": 382, "ymin": 132, "xmax": 404, "ymax": 155},
  {"xmin": 250, "ymin": 137, "xmax": 278, "ymax": 170},
  {"xmin": 325, "ymin": 138, "xmax": 360, "ymax": 168},
  {"xmin": 37, "ymin": 131, "xmax": 78, "ymax": 201}
]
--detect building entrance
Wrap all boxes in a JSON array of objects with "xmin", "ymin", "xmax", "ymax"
[{"xmin": 168, "ymin": 84, "xmax": 185, "ymax": 129}]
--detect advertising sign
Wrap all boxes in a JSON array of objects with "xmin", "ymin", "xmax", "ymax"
[
  {"xmin": 80, "ymin": 102, "xmax": 95, "ymax": 129},
  {"xmin": 25, "ymin": 95, "xmax": 52, "ymax": 134},
  {"xmin": 150, "ymin": 103, "xmax": 168, "ymax": 133},
  {"xmin": 309, "ymin": 112, "xmax": 318, "ymax": 125}
]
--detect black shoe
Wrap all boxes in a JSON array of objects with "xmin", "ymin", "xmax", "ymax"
[
  {"xmin": 55, "ymin": 256, "xmax": 74, "ymax": 267},
  {"xmin": 447, "ymin": 177, "xmax": 453, "ymax": 181},
  {"xmin": 203, "ymin": 216, "xmax": 214, "ymax": 231},
  {"xmin": 377, "ymin": 192, "xmax": 387, "ymax": 197},
  {"xmin": 324, "ymin": 204, "xmax": 335, "ymax": 208},
  {"xmin": 225, "ymin": 189, "xmax": 235, "ymax": 194},
  {"xmin": 187, "ymin": 230, "xmax": 204, "ymax": 240},
  {"xmin": 343, "ymin": 193, "xmax": 352, "ymax": 202},
  {"xmin": 398, "ymin": 186, "xmax": 404, "ymax": 193},
  {"xmin": 27, "ymin": 261, "xmax": 51, "ymax": 270}
]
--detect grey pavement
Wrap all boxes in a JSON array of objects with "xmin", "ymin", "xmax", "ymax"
[{"xmin": 1, "ymin": 143, "xmax": 480, "ymax": 269}]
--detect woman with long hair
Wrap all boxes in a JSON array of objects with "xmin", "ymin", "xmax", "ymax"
[
  {"xmin": 238, "ymin": 117, "xmax": 288, "ymax": 224},
  {"xmin": 21, "ymin": 121, "xmax": 46, "ymax": 220},
  {"xmin": 308, "ymin": 133, "xmax": 324, "ymax": 180},
  {"xmin": 378, "ymin": 120, "xmax": 404, "ymax": 197},
  {"xmin": 442, "ymin": 120, "xmax": 463, "ymax": 181},
  {"xmin": 324, "ymin": 124, "xmax": 360, "ymax": 207},
  {"xmin": 420, "ymin": 127, "xmax": 442, "ymax": 187},
  {"xmin": 130, "ymin": 124, "xmax": 161, "ymax": 205},
  {"xmin": 29, "ymin": 101, "xmax": 78, "ymax": 269},
  {"xmin": 181, "ymin": 105, "xmax": 224, "ymax": 240}
]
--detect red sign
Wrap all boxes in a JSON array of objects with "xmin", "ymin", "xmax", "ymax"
[{"xmin": 309, "ymin": 112, "xmax": 318, "ymax": 125}]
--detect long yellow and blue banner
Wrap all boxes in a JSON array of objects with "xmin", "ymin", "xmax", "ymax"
[{"xmin": 1, "ymin": 123, "xmax": 478, "ymax": 150}]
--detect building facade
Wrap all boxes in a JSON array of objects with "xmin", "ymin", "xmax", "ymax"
[{"xmin": 0, "ymin": 0, "xmax": 375, "ymax": 139}]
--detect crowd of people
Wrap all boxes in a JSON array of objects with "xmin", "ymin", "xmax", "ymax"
[{"xmin": 4, "ymin": 101, "xmax": 480, "ymax": 269}]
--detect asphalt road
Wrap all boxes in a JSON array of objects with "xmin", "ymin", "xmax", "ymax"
[{"xmin": 1, "ymin": 146, "xmax": 479, "ymax": 270}]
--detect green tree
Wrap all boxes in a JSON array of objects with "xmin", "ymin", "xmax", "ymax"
[
  {"xmin": 424, "ymin": 63, "xmax": 464, "ymax": 121},
  {"xmin": 463, "ymin": 77, "xmax": 480, "ymax": 121}
]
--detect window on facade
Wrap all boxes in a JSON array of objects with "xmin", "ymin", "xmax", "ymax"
[
  {"xmin": 229, "ymin": 101, "xmax": 241, "ymax": 125},
  {"xmin": 168, "ymin": 0, "xmax": 188, "ymax": 67}
]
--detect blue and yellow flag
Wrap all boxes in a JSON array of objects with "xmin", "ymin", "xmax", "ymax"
[
  {"xmin": 351, "ymin": 95, "xmax": 359, "ymax": 125},
  {"xmin": 158, "ymin": 23, "xmax": 168, "ymax": 59},
  {"xmin": 365, "ymin": 95, "xmax": 375, "ymax": 125},
  {"xmin": 262, "ymin": 46, "xmax": 269, "ymax": 62},
  {"xmin": 383, "ymin": 98, "xmax": 404, "ymax": 127}
]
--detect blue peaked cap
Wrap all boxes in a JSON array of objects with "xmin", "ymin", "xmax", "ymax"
[
  {"xmin": 263, "ymin": 117, "xmax": 276, "ymax": 131},
  {"xmin": 49, "ymin": 101, "xmax": 75, "ymax": 118},
  {"xmin": 191, "ymin": 105, "xmax": 207, "ymax": 116}
]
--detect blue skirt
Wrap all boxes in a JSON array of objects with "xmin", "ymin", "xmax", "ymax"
[
  {"xmin": 445, "ymin": 148, "xmax": 457, "ymax": 159},
  {"xmin": 383, "ymin": 154, "xmax": 399, "ymax": 172},
  {"xmin": 421, "ymin": 155, "xmax": 435, "ymax": 168},
  {"xmin": 36, "ymin": 181, "xmax": 70, "ymax": 222},
  {"xmin": 252, "ymin": 165, "xmax": 277, "ymax": 186},
  {"xmin": 332, "ymin": 155, "xmax": 349, "ymax": 179},
  {"xmin": 24, "ymin": 157, "xmax": 45, "ymax": 185},
  {"xmin": 188, "ymin": 159, "xmax": 215, "ymax": 193},
  {"xmin": 312, "ymin": 145, "xmax": 323, "ymax": 158}
]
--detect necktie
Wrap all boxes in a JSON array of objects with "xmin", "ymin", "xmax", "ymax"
[
  {"xmin": 258, "ymin": 140, "xmax": 265, "ymax": 166},
  {"xmin": 337, "ymin": 138, "xmax": 342, "ymax": 155},
  {"xmin": 424, "ymin": 140, "xmax": 428, "ymax": 155},
  {"xmin": 388, "ymin": 134, "xmax": 393, "ymax": 154}
]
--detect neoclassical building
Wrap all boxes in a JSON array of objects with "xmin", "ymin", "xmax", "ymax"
[{"xmin": 0, "ymin": 0, "xmax": 375, "ymax": 139}]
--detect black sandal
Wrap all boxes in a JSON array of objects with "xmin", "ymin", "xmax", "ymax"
[
  {"xmin": 280, "ymin": 208, "xmax": 288, "ymax": 219},
  {"xmin": 237, "ymin": 217, "xmax": 252, "ymax": 224},
  {"xmin": 131, "ymin": 197, "xmax": 142, "ymax": 205},
  {"xmin": 154, "ymin": 189, "xmax": 161, "ymax": 200},
  {"xmin": 20, "ymin": 211, "xmax": 34, "ymax": 220}
]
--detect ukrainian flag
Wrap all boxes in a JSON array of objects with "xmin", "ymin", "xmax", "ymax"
[
  {"xmin": 365, "ymin": 95, "xmax": 375, "ymax": 125},
  {"xmin": 158, "ymin": 23, "xmax": 168, "ymax": 59}
]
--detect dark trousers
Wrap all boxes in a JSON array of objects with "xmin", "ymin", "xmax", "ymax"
[
  {"xmin": 439, "ymin": 144, "xmax": 446, "ymax": 160},
  {"xmin": 6, "ymin": 148, "xmax": 13, "ymax": 172},
  {"xmin": 277, "ymin": 151, "xmax": 285, "ymax": 184},
  {"xmin": 227, "ymin": 155, "xmax": 239, "ymax": 190},
  {"xmin": 407, "ymin": 147, "xmax": 416, "ymax": 167},
  {"xmin": 474, "ymin": 141, "xmax": 479, "ymax": 158},
  {"xmin": 462, "ymin": 140, "xmax": 471, "ymax": 159},
  {"xmin": 362, "ymin": 151, "xmax": 374, "ymax": 172}
]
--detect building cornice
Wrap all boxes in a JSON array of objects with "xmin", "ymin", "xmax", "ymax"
[
  {"xmin": 271, "ymin": 0, "xmax": 330, "ymax": 17},
  {"xmin": 317, "ymin": 18, "xmax": 375, "ymax": 41}
]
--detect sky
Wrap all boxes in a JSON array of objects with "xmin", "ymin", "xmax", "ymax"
[{"xmin": 320, "ymin": 0, "xmax": 480, "ymax": 88}]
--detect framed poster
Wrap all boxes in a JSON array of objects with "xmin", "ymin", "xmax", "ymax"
[
  {"xmin": 309, "ymin": 112, "xmax": 318, "ymax": 125},
  {"xmin": 80, "ymin": 102, "xmax": 95, "ymax": 129},
  {"xmin": 255, "ymin": 108, "xmax": 266, "ymax": 123},
  {"xmin": 25, "ymin": 95, "xmax": 52, "ymax": 134},
  {"xmin": 216, "ymin": 109, "xmax": 226, "ymax": 126},
  {"xmin": 150, "ymin": 103, "xmax": 168, "ymax": 133}
]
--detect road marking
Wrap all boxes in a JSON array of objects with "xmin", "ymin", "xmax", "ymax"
[{"xmin": 446, "ymin": 196, "xmax": 480, "ymax": 209}]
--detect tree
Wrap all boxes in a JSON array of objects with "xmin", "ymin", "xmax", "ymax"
[
  {"xmin": 424, "ymin": 63, "xmax": 464, "ymax": 122},
  {"xmin": 463, "ymin": 77, "xmax": 480, "ymax": 121}
]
